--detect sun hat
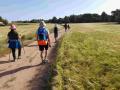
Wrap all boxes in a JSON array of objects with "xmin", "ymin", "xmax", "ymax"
[{"xmin": 10, "ymin": 24, "xmax": 16, "ymax": 30}]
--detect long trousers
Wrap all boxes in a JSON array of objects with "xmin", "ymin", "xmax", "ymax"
[{"xmin": 11, "ymin": 48, "xmax": 21, "ymax": 59}]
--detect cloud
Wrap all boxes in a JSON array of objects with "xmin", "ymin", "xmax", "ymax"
[{"xmin": 96, "ymin": 0, "xmax": 120, "ymax": 14}]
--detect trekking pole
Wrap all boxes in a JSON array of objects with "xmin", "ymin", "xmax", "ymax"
[
  {"xmin": 19, "ymin": 34, "xmax": 25, "ymax": 54},
  {"xmin": 21, "ymin": 40, "xmax": 25, "ymax": 54}
]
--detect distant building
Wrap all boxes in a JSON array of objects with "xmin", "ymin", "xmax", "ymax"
[{"xmin": 0, "ymin": 22, "xmax": 5, "ymax": 26}]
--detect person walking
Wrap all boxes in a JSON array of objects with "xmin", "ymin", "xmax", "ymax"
[
  {"xmin": 36, "ymin": 21, "xmax": 51, "ymax": 63},
  {"xmin": 67, "ymin": 24, "xmax": 70, "ymax": 30},
  {"xmin": 64, "ymin": 23, "xmax": 68, "ymax": 32},
  {"xmin": 8, "ymin": 24, "xmax": 22, "ymax": 61},
  {"xmin": 53, "ymin": 24, "xmax": 58, "ymax": 43}
]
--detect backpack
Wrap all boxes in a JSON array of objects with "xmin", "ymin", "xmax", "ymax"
[{"xmin": 37, "ymin": 27, "xmax": 48, "ymax": 45}]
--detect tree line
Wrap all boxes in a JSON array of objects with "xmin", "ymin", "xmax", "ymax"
[
  {"xmin": 13, "ymin": 9, "xmax": 120, "ymax": 24},
  {"xmin": 0, "ymin": 16, "xmax": 8, "ymax": 25},
  {"xmin": 14, "ymin": 19, "xmax": 44, "ymax": 23},
  {"xmin": 47, "ymin": 9, "xmax": 120, "ymax": 23},
  {"xmin": 1, "ymin": 9, "xmax": 120, "ymax": 25}
]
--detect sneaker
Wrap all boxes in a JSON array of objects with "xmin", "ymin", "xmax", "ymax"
[
  {"xmin": 42, "ymin": 60, "xmax": 45, "ymax": 64},
  {"xmin": 44, "ymin": 59, "xmax": 48, "ymax": 63},
  {"xmin": 42, "ymin": 59, "xmax": 48, "ymax": 64}
]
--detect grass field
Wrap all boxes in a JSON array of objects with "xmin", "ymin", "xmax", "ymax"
[
  {"xmin": 0, "ymin": 23, "xmax": 56, "ymax": 57},
  {"xmin": 51, "ymin": 23, "xmax": 120, "ymax": 90}
]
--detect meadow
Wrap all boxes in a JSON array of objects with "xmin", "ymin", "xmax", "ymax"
[
  {"xmin": 0, "ymin": 23, "xmax": 55, "ymax": 57},
  {"xmin": 0, "ymin": 23, "xmax": 120, "ymax": 90},
  {"xmin": 51, "ymin": 23, "xmax": 120, "ymax": 90}
]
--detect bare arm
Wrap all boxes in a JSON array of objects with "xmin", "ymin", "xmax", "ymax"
[{"xmin": 47, "ymin": 34, "xmax": 51, "ymax": 47}]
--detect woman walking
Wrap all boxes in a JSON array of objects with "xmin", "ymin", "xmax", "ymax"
[{"xmin": 8, "ymin": 24, "xmax": 22, "ymax": 61}]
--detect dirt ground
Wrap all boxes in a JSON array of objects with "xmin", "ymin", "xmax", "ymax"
[{"xmin": 0, "ymin": 30, "xmax": 65, "ymax": 90}]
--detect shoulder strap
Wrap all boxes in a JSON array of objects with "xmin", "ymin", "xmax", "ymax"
[{"xmin": 37, "ymin": 27, "xmax": 48, "ymax": 40}]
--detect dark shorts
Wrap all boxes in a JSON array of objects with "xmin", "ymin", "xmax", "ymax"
[{"xmin": 39, "ymin": 44, "xmax": 49, "ymax": 51}]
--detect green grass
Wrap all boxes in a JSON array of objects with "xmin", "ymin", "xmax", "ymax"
[{"xmin": 51, "ymin": 23, "xmax": 120, "ymax": 90}]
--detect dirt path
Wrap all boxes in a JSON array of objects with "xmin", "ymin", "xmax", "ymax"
[{"xmin": 0, "ymin": 30, "xmax": 65, "ymax": 90}]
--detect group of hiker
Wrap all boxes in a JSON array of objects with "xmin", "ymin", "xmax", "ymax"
[
  {"xmin": 7, "ymin": 21, "xmax": 70, "ymax": 63},
  {"xmin": 63, "ymin": 23, "xmax": 70, "ymax": 32}
]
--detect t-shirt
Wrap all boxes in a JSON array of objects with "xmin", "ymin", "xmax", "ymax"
[{"xmin": 8, "ymin": 30, "xmax": 19, "ymax": 40}]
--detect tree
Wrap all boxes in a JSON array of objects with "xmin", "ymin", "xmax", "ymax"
[
  {"xmin": 101, "ymin": 12, "xmax": 109, "ymax": 22},
  {"xmin": 80, "ymin": 14, "xmax": 93, "ymax": 22},
  {"xmin": 69, "ymin": 15, "xmax": 77, "ymax": 23},
  {"xmin": 111, "ymin": 9, "xmax": 120, "ymax": 23},
  {"xmin": 64, "ymin": 16, "xmax": 70, "ymax": 23},
  {"xmin": 0, "ymin": 16, "xmax": 8, "ymax": 25},
  {"xmin": 0, "ymin": 16, "xmax": 2, "ymax": 21},
  {"xmin": 92, "ymin": 14, "xmax": 101, "ymax": 22},
  {"xmin": 2, "ymin": 19, "xmax": 8, "ymax": 25},
  {"xmin": 57, "ymin": 18, "xmax": 64, "ymax": 24},
  {"xmin": 51, "ymin": 17, "xmax": 57, "ymax": 23}
]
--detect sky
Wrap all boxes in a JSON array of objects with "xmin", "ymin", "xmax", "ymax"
[{"xmin": 0, "ymin": 0, "xmax": 120, "ymax": 21}]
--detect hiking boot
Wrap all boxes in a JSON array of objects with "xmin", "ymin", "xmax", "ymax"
[{"xmin": 44, "ymin": 59, "xmax": 48, "ymax": 63}]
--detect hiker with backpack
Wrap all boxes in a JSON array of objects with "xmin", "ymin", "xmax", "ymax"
[
  {"xmin": 8, "ymin": 24, "xmax": 22, "ymax": 61},
  {"xmin": 36, "ymin": 21, "xmax": 51, "ymax": 63},
  {"xmin": 53, "ymin": 24, "xmax": 59, "ymax": 43}
]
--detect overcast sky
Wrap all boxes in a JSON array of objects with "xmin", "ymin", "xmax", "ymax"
[{"xmin": 0, "ymin": 0, "xmax": 120, "ymax": 21}]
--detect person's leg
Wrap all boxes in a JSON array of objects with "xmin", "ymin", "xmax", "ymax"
[
  {"xmin": 40, "ymin": 50, "xmax": 44, "ymax": 60},
  {"xmin": 55, "ymin": 37, "xmax": 56, "ymax": 42},
  {"xmin": 39, "ymin": 45, "xmax": 44, "ymax": 62},
  {"xmin": 11, "ymin": 48, "xmax": 16, "ymax": 61},
  {"xmin": 56, "ymin": 33, "xmax": 58, "ymax": 41},
  {"xmin": 44, "ymin": 44, "xmax": 49, "ymax": 62},
  {"xmin": 55, "ymin": 34, "xmax": 58, "ymax": 42},
  {"xmin": 44, "ymin": 50, "xmax": 48, "ymax": 60},
  {"xmin": 18, "ymin": 47, "xmax": 21, "ymax": 59},
  {"xmin": 54, "ymin": 34, "xmax": 56, "ymax": 42}
]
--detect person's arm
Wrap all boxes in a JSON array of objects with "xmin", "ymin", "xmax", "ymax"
[
  {"xmin": 18, "ymin": 34, "xmax": 22, "ymax": 40},
  {"xmin": 47, "ymin": 34, "xmax": 51, "ymax": 47},
  {"xmin": 46, "ymin": 29, "xmax": 51, "ymax": 47},
  {"xmin": 7, "ymin": 33, "xmax": 10, "ymax": 43},
  {"xmin": 7, "ymin": 35, "xmax": 9, "ymax": 43},
  {"xmin": 36, "ymin": 29, "xmax": 39, "ymax": 40}
]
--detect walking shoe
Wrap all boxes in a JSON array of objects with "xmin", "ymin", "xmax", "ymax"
[
  {"xmin": 44, "ymin": 59, "xmax": 48, "ymax": 63},
  {"xmin": 42, "ymin": 60, "xmax": 45, "ymax": 64},
  {"xmin": 42, "ymin": 59, "xmax": 48, "ymax": 64},
  {"xmin": 18, "ymin": 56, "xmax": 21, "ymax": 59}
]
